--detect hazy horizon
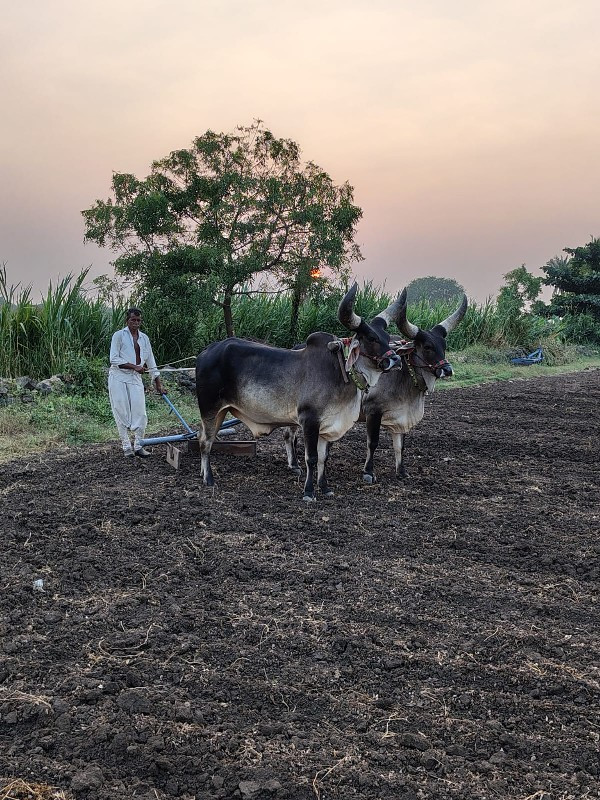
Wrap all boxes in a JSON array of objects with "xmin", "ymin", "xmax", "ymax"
[{"xmin": 2, "ymin": 0, "xmax": 599, "ymax": 303}]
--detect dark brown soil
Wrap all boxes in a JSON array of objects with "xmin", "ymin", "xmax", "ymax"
[{"xmin": 1, "ymin": 371, "xmax": 599, "ymax": 800}]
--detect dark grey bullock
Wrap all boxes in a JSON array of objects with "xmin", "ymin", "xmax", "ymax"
[
  {"xmin": 361, "ymin": 291, "xmax": 468, "ymax": 483},
  {"xmin": 195, "ymin": 283, "xmax": 403, "ymax": 501}
]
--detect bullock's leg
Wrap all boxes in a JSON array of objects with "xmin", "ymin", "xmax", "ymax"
[
  {"xmin": 317, "ymin": 437, "xmax": 334, "ymax": 497},
  {"xmin": 198, "ymin": 412, "xmax": 226, "ymax": 486},
  {"xmin": 283, "ymin": 427, "xmax": 301, "ymax": 475},
  {"xmin": 363, "ymin": 412, "xmax": 382, "ymax": 484},
  {"xmin": 392, "ymin": 432, "xmax": 408, "ymax": 479},
  {"xmin": 300, "ymin": 412, "xmax": 320, "ymax": 502}
]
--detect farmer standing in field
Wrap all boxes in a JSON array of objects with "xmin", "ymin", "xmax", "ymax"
[{"xmin": 108, "ymin": 308, "xmax": 166, "ymax": 457}]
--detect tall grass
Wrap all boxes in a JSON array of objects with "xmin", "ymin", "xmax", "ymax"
[
  {"xmin": 0, "ymin": 268, "xmax": 576, "ymax": 379},
  {"xmin": 192, "ymin": 284, "xmax": 556, "ymax": 352},
  {"xmin": 194, "ymin": 281, "xmax": 400, "ymax": 348},
  {"xmin": 561, "ymin": 311, "xmax": 600, "ymax": 344},
  {"xmin": 0, "ymin": 266, "xmax": 128, "ymax": 379}
]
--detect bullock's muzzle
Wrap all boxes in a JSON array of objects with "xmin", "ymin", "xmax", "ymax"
[
  {"xmin": 377, "ymin": 349, "xmax": 401, "ymax": 372},
  {"xmin": 436, "ymin": 361, "xmax": 454, "ymax": 379}
]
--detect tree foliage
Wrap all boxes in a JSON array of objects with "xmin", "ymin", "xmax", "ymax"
[
  {"xmin": 497, "ymin": 265, "xmax": 542, "ymax": 315},
  {"xmin": 405, "ymin": 276, "xmax": 465, "ymax": 304},
  {"xmin": 538, "ymin": 237, "xmax": 600, "ymax": 320},
  {"xmin": 82, "ymin": 121, "xmax": 362, "ymax": 338}
]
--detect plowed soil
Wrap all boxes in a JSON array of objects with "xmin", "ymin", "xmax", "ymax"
[{"xmin": 1, "ymin": 371, "xmax": 599, "ymax": 800}]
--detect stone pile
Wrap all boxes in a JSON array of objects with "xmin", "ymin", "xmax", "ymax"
[
  {"xmin": 171, "ymin": 368, "xmax": 196, "ymax": 394},
  {"xmin": 0, "ymin": 374, "xmax": 69, "ymax": 405},
  {"xmin": 0, "ymin": 368, "xmax": 197, "ymax": 405}
]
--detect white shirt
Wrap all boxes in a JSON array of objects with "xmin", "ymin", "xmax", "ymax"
[{"xmin": 109, "ymin": 328, "xmax": 160, "ymax": 385}]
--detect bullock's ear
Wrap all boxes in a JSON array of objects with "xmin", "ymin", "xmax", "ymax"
[
  {"xmin": 338, "ymin": 282, "xmax": 362, "ymax": 331},
  {"xmin": 432, "ymin": 324, "xmax": 448, "ymax": 339}
]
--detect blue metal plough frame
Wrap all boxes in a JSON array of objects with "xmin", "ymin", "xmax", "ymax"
[{"xmin": 138, "ymin": 394, "xmax": 239, "ymax": 447}]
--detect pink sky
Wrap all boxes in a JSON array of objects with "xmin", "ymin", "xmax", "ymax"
[{"xmin": 1, "ymin": 0, "xmax": 599, "ymax": 302}]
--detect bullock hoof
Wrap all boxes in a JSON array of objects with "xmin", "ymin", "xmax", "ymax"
[
  {"xmin": 302, "ymin": 494, "xmax": 316, "ymax": 503},
  {"xmin": 288, "ymin": 465, "xmax": 302, "ymax": 475},
  {"xmin": 363, "ymin": 473, "xmax": 376, "ymax": 485},
  {"xmin": 322, "ymin": 490, "xmax": 335, "ymax": 498}
]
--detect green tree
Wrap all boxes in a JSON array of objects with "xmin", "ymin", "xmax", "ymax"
[
  {"xmin": 82, "ymin": 121, "xmax": 362, "ymax": 338},
  {"xmin": 405, "ymin": 276, "xmax": 465, "ymax": 304},
  {"xmin": 539, "ymin": 238, "xmax": 600, "ymax": 319},
  {"xmin": 497, "ymin": 265, "xmax": 542, "ymax": 315}
]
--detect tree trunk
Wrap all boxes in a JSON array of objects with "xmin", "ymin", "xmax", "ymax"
[
  {"xmin": 223, "ymin": 288, "xmax": 235, "ymax": 338},
  {"xmin": 289, "ymin": 281, "xmax": 302, "ymax": 346}
]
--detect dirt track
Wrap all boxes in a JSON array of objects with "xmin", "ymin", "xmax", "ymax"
[{"xmin": 1, "ymin": 370, "xmax": 599, "ymax": 800}]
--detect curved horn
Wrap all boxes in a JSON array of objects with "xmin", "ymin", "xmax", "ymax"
[
  {"xmin": 337, "ymin": 282, "xmax": 362, "ymax": 331},
  {"xmin": 372, "ymin": 288, "xmax": 407, "ymax": 329},
  {"xmin": 397, "ymin": 289, "xmax": 419, "ymax": 339},
  {"xmin": 438, "ymin": 294, "xmax": 468, "ymax": 336}
]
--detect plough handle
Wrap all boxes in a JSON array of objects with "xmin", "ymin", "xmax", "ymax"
[{"xmin": 161, "ymin": 393, "xmax": 195, "ymax": 434}]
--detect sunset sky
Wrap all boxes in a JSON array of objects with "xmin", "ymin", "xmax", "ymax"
[{"xmin": 2, "ymin": 0, "xmax": 599, "ymax": 302}]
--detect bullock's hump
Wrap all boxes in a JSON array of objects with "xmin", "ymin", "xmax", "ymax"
[
  {"xmin": 305, "ymin": 331, "xmax": 336, "ymax": 349},
  {"xmin": 195, "ymin": 337, "xmax": 301, "ymax": 379}
]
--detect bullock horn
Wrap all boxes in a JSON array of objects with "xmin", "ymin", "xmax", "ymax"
[
  {"xmin": 437, "ymin": 294, "xmax": 468, "ymax": 336},
  {"xmin": 397, "ymin": 289, "xmax": 419, "ymax": 339},
  {"xmin": 372, "ymin": 288, "xmax": 407, "ymax": 329},
  {"xmin": 337, "ymin": 282, "xmax": 362, "ymax": 331}
]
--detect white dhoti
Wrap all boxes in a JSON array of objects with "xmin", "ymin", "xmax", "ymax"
[{"xmin": 108, "ymin": 372, "xmax": 148, "ymax": 451}]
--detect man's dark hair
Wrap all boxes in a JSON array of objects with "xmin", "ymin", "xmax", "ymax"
[{"xmin": 126, "ymin": 308, "xmax": 142, "ymax": 319}]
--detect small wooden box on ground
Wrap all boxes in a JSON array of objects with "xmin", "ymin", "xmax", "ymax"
[
  {"xmin": 166, "ymin": 438, "xmax": 256, "ymax": 469},
  {"xmin": 187, "ymin": 438, "xmax": 256, "ymax": 456},
  {"xmin": 211, "ymin": 440, "xmax": 257, "ymax": 456}
]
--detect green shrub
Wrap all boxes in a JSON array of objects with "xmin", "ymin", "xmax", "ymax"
[
  {"xmin": 560, "ymin": 312, "xmax": 600, "ymax": 344},
  {"xmin": 61, "ymin": 354, "xmax": 109, "ymax": 395}
]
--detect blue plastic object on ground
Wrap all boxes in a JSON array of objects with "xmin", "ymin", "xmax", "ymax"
[{"xmin": 510, "ymin": 348, "xmax": 543, "ymax": 366}]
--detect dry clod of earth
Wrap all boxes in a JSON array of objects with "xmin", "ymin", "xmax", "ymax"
[{"xmin": 1, "ymin": 372, "xmax": 599, "ymax": 799}]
